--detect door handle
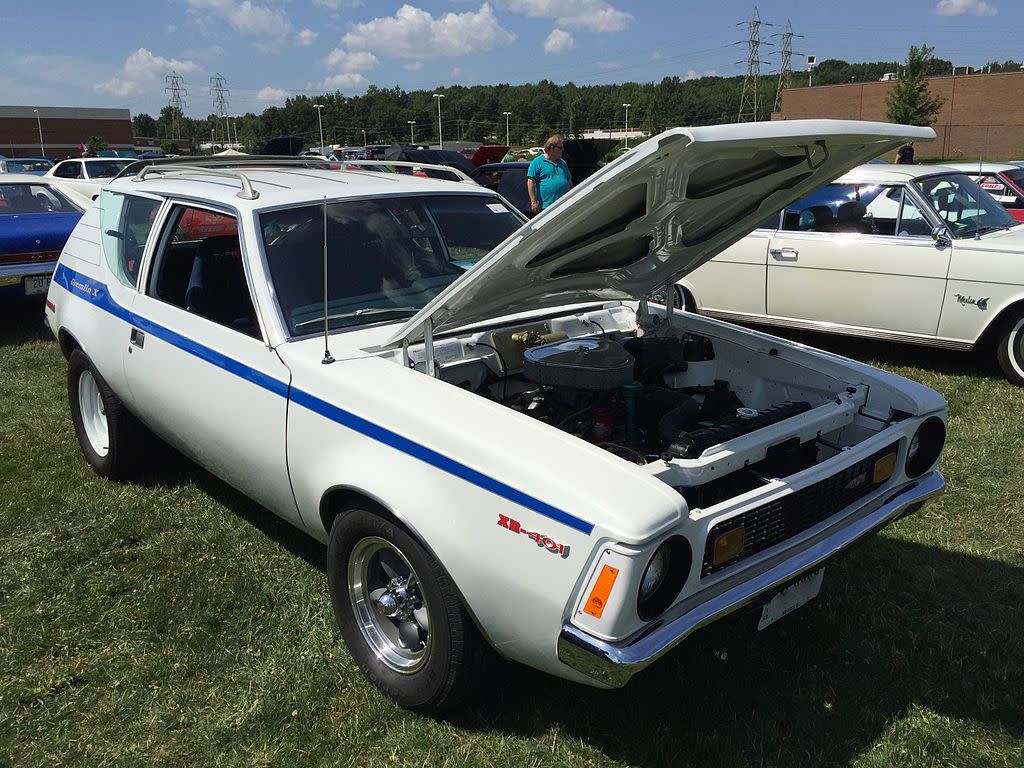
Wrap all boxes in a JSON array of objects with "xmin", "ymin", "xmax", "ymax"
[
  {"xmin": 129, "ymin": 328, "xmax": 145, "ymax": 349},
  {"xmin": 770, "ymin": 247, "xmax": 799, "ymax": 260}
]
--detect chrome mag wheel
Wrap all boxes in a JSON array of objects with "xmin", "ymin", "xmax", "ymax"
[{"xmin": 348, "ymin": 536, "xmax": 431, "ymax": 673}]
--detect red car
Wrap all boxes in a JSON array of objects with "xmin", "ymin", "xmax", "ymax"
[{"xmin": 949, "ymin": 162, "xmax": 1024, "ymax": 222}]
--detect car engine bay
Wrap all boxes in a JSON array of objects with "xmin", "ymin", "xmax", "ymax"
[{"xmin": 402, "ymin": 303, "xmax": 896, "ymax": 511}]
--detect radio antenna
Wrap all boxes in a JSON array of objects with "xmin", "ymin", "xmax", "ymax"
[{"xmin": 321, "ymin": 196, "xmax": 335, "ymax": 364}]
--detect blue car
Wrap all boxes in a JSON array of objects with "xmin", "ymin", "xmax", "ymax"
[
  {"xmin": 0, "ymin": 157, "xmax": 55, "ymax": 176},
  {"xmin": 0, "ymin": 174, "xmax": 83, "ymax": 299}
]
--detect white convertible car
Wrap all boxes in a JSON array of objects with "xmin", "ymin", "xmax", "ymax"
[
  {"xmin": 680, "ymin": 163, "xmax": 1024, "ymax": 384},
  {"xmin": 46, "ymin": 121, "xmax": 946, "ymax": 713}
]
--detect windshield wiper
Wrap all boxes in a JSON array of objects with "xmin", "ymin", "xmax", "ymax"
[{"xmin": 294, "ymin": 307, "xmax": 419, "ymax": 329}]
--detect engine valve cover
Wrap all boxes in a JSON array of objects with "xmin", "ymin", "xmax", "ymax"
[
  {"xmin": 523, "ymin": 338, "xmax": 635, "ymax": 390},
  {"xmin": 668, "ymin": 400, "xmax": 812, "ymax": 458}
]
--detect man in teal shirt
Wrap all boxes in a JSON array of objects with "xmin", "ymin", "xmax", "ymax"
[{"xmin": 527, "ymin": 134, "xmax": 572, "ymax": 214}]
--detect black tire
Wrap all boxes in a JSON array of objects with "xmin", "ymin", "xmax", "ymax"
[
  {"xmin": 67, "ymin": 349, "xmax": 149, "ymax": 479},
  {"xmin": 327, "ymin": 508, "xmax": 490, "ymax": 713},
  {"xmin": 995, "ymin": 313, "xmax": 1024, "ymax": 387}
]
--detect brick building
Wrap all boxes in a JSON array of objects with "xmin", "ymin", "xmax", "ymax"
[
  {"xmin": 775, "ymin": 71, "xmax": 1024, "ymax": 161},
  {"xmin": 0, "ymin": 105, "xmax": 134, "ymax": 159}
]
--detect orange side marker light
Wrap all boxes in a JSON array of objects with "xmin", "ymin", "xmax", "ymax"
[{"xmin": 584, "ymin": 564, "xmax": 619, "ymax": 619}]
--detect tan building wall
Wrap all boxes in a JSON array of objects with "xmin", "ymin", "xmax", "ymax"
[{"xmin": 776, "ymin": 71, "xmax": 1024, "ymax": 161}]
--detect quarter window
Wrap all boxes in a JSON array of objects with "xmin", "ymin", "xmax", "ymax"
[
  {"xmin": 99, "ymin": 191, "xmax": 163, "ymax": 287},
  {"xmin": 148, "ymin": 205, "xmax": 260, "ymax": 339}
]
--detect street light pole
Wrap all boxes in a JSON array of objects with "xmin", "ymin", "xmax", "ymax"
[
  {"xmin": 33, "ymin": 108, "xmax": 44, "ymax": 155},
  {"xmin": 210, "ymin": 128, "xmax": 215, "ymax": 155},
  {"xmin": 313, "ymin": 104, "xmax": 326, "ymax": 154},
  {"xmin": 432, "ymin": 93, "xmax": 444, "ymax": 149},
  {"xmin": 232, "ymin": 118, "xmax": 239, "ymax": 148},
  {"xmin": 224, "ymin": 114, "xmax": 231, "ymax": 147},
  {"xmin": 622, "ymin": 103, "xmax": 631, "ymax": 149},
  {"xmin": 361, "ymin": 129, "xmax": 367, "ymax": 148},
  {"xmin": 408, "ymin": 120, "xmax": 415, "ymax": 144},
  {"xmin": 502, "ymin": 111, "xmax": 512, "ymax": 146}
]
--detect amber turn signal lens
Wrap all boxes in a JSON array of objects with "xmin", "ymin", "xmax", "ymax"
[
  {"xmin": 584, "ymin": 564, "xmax": 619, "ymax": 619},
  {"xmin": 873, "ymin": 452, "xmax": 898, "ymax": 483},
  {"xmin": 713, "ymin": 527, "xmax": 745, "ymax": 565}
]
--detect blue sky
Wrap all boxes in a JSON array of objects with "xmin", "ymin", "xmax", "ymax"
[{"xmin": 3, "ymin": 0, "xmax": 1021, "ymax": 118}]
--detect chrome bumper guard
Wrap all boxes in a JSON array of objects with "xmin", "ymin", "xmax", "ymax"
[{"xmin": 558, "ymin": 470, "xmax": 944, "ymax": 687}]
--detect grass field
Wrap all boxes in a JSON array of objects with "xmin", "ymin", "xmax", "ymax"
[{"xmin": 1, "ymin": 298, "xmax": 1022, "ymax": 768}]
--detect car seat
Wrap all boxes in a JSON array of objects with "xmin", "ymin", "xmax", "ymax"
[
  {"xmin": 836, "ymin": 200, "xmax": 868, "ymax": 232},
  {"xmin": 798, "ymin": 205, "xmax": 834, "ymax": 232}
]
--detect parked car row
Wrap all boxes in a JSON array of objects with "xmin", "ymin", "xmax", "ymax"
[{"xmin": 44, "ymin": 121, "xmax": 949, "ymax": 714}]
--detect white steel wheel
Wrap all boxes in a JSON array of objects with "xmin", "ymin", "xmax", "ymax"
[
  {"xmin": 348, "ymin": 536, "xmax": 432, "ymax": 674},
  {"xmin": 996, "ymin": 313, "xmax": 1024, "ymax": 386},
  {"xmin": 77, "ymin": 369, "xmax": 110, "ymax": 457}
]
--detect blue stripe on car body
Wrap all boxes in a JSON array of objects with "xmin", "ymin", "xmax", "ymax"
[{"xmin": 53, "ymin": 264, "xmax": 594, "ymax": 535}]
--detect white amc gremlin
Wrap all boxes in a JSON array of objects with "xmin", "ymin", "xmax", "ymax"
[{"xmin": 46, "ymin": 121, "xmax": 946, "ymax": 713}]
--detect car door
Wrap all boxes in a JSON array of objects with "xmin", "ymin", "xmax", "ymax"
[
  {"xmin": 125, "ymin": 201, "xmax": 301, "ymax": 525},
  {"xmin": 766, "ymin": 182, "xmax": 951, "ymax": 337},
  {"xmin": 684, "ymin": 213, "xmax": 778, "ymax": 316}
]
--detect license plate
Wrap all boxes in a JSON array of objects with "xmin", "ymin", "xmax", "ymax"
[
  {"xmin": 24, "ymin": 274, "xmax": 51, "ymax": 296},
  {"xmin": 758, "ymin": 568, "xmax": 824, "ymax": 630}
]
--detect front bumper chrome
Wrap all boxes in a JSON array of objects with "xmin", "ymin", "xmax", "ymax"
[{"xmin": 558, "ymin": 470, "xmax": 945, "ymax": 687}]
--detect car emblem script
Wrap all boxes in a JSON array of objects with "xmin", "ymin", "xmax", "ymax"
[
  {"xmin": 955, "ymin": 293, "xmax": 989, "ymax": 311},
  {"xmin": 497, "ymin": 514, "xmax": 570, "ymax": 558}
]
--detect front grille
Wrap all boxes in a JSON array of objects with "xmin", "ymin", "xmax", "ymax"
[{"xmin": 701, "ymin": 442, "xmax": 900, "ymax": 577}]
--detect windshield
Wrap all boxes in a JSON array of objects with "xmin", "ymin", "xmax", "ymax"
[
  {"xmin": 85, "ymin": 160, "xmax": 132, "ymax": 178},
  {"xmin": 915, "ymin": 173, "xmax": 1018, "ymax": 237},
  {"xmin": 261, "ymin": 194, "xmax": 523, "ymax": 335},
  {"xmin": 5, "ymin": 159, "xmax": 53, "ymax": 173},
  {"xmin": 0, "ymin": 183, "xmax": 80, "ymax": 215}
]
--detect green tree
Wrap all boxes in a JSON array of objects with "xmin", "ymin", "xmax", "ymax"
[
  {"xmin": 133, "ymin": 113, "xmax": 157, "ymax": 137},
  {"xmin": 886, "ymin": 45, "xmax": 945, "ymax": 126},
  {"xmin": 160, "ymin": 141, "xmax": 178, "ymax": 154},
  {"xmin": 85, "ymin": 136, "xmax": 108, "ymax": 154}
]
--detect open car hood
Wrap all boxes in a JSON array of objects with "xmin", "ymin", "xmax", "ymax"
[{"xmin": 386, "ymin": 120, "xmax": 934, "ymax": 347}]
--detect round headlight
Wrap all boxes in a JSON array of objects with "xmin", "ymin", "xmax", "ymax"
[
  {"xmin": 639, "ymin": 546, "xmax": 669, "ymax": 602},
  {"xmin": 637, "ymin": 536, "xmax": 692, "ymax": 621},
  {"xmin": 906, "ymin": 416, "xmax": 945, "ymax": 478}
]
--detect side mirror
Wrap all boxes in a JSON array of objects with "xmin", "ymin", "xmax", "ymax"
[{"xmin": 931, "ymin": 225, "xmax": 951, "ymax": 247}]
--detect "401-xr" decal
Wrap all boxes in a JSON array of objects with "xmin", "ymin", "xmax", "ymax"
[{"xmin": 497, "ymin": 514, "xmax": 570, "ymax": 558}]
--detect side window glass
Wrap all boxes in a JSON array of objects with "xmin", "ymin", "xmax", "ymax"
[
  {"xmin": 781, "ymin": 184, "xmax": 852, "ymax": 232},
  {"xmin": 56, "ymin": 162, "xmax": 80, "ymax": 179},
  {"xmin": 100, "ymin": 191, "xmax": 162, "ymax": 288},
  {"xmin": 896, "ymin": 191, "xmax": 931, "ymax": 236},
  {"xmin": 149, "ymin": 206, "xmax": 260, "ymax": 339}
]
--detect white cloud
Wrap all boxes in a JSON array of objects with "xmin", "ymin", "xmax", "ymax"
[
  {"xmin": 295, "ymin": 28, "xmax": 318, "ymax": 45},
  {"xmin": 544, "ymin": 28, "xmax": 574, "ymax": 54},
  {"xmin": 314, "ymin": 0, "xmax": 363, "ymax": 8},
  {"xmin": 256, "ymin": 86, "xmax": 289, "ymax": 104},
  {"xmin": 185, "ymin": 0, "xmax": 293, "ymax": 49},
  {"xmin": 324, "ymin": 48, "xmax": 379, "ymax": 71},
  {"xmin": 341, "ymin": 4, "xmax": 515, "ymax": 60},
  {"xmin": 503, "ymin": 0, "xmax": 632, "ymax": 32},
  {"xmin": 323, "ymin": 72, "xmax": 370, "ymax": 90},
  {"xmin": 684, "ymin": 68, "xmax": 717, "ymax": 80},
  {"xmin": 96, "ymin": 48, "xmax": 200, "ymax": 97},
  {"xmin": 165, "ymin": 24, "xmax": 178, "ymax": 33},
  {"xmin": 934, "ymin": 0, "xmax": 997, "ymax": 15},
  {"xmin": 451, "ymin": 66, "xmax": 463, "ymax": 78},
  {"xmin": 650, "ymin": 50, "xmax": 663, "ymax": 61},
  {"xmin": 403, "ymin": 61, "xmax": 424, "ymax": 71}
]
